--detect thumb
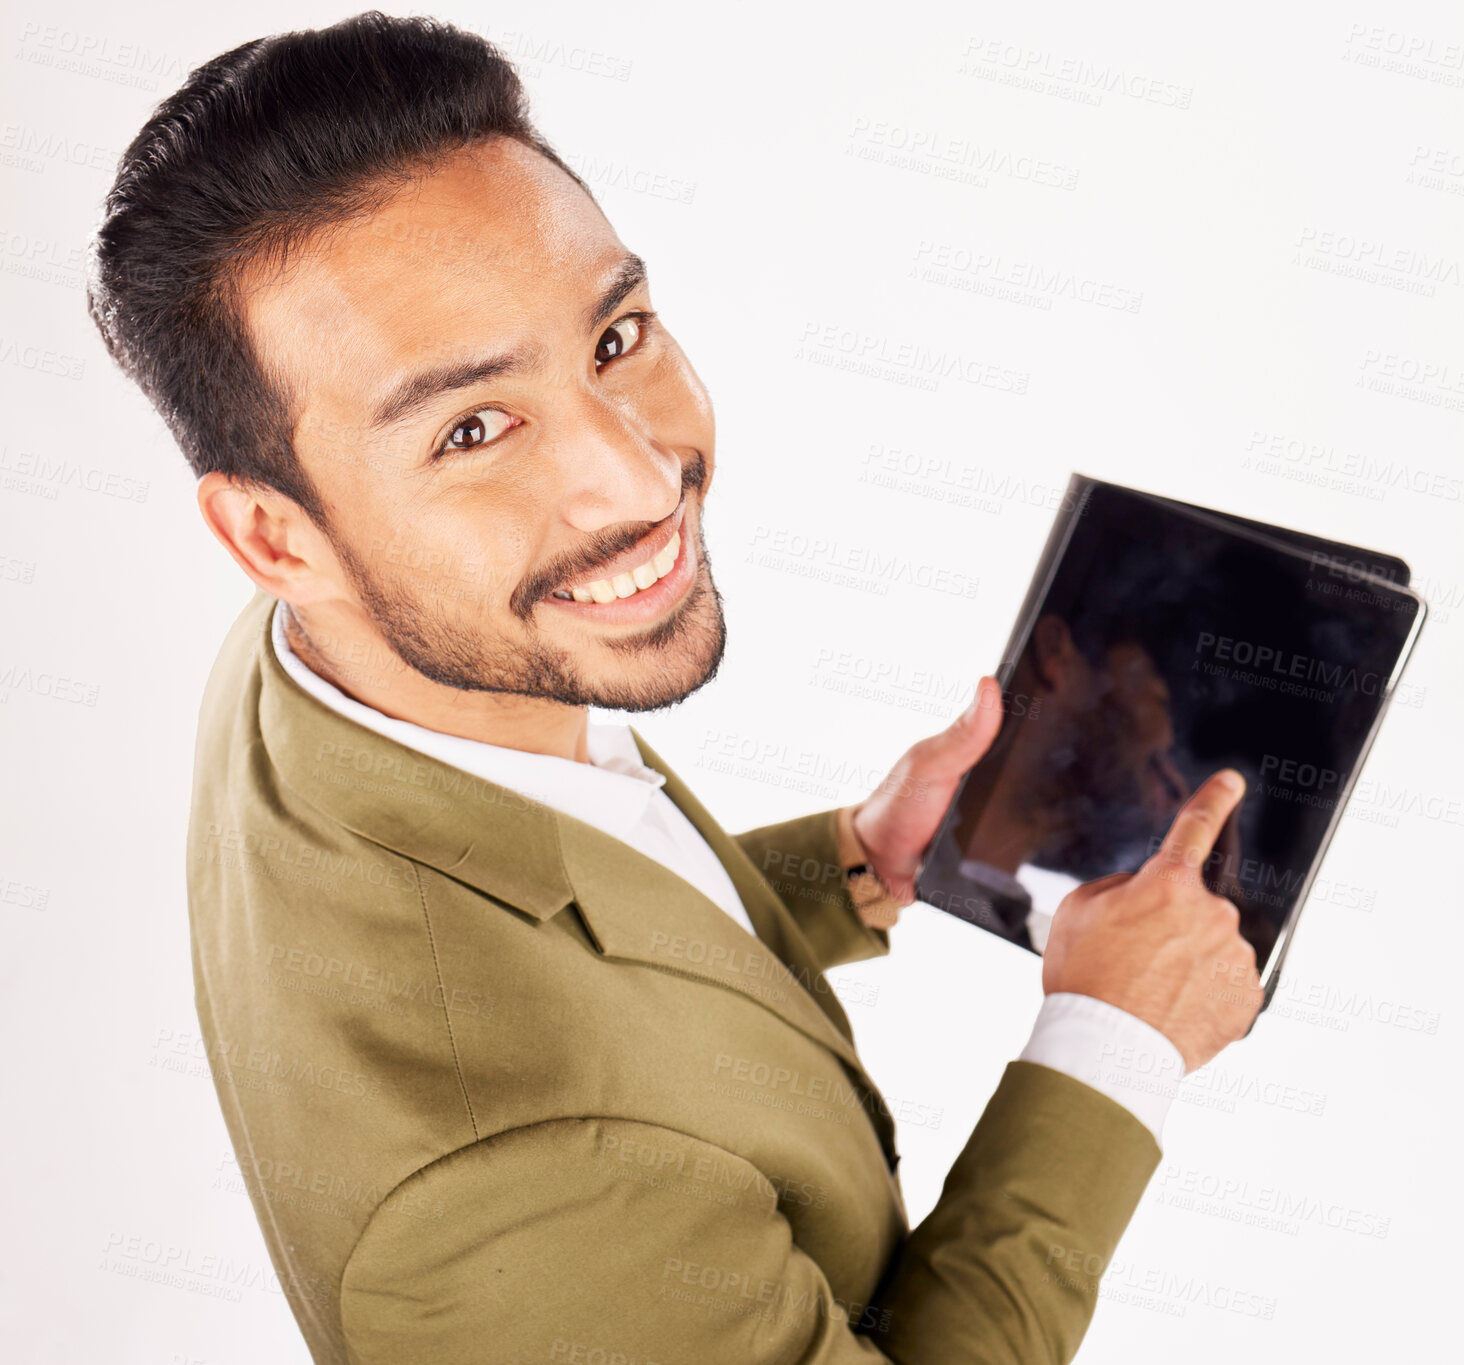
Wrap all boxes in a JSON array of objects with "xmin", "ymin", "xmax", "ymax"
[{"xmin": 909, "ymin": 676, "xmax": 1005, "ymax": 782}]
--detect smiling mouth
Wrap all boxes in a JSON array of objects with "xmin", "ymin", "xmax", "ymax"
[{"xmin": 548, "ymin": 530, "xmax": 682, "ymax": 604}]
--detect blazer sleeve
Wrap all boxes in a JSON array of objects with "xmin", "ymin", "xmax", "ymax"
[
  {"xmin": 733, "ymin": 808, "xmax": 892, "ymax": 971},
  {"xmin": 338, "ymin": 1063, "xmax": 1160, "ymax": 1364}
]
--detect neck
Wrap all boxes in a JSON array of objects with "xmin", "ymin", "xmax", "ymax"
[{"xmin": 281, "ymin": 600, "xmax": 592, "ymax": 763}]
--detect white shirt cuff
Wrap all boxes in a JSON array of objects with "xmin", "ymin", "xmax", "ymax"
[{"xmin": 1017, "ymin": 992, "xmax": 1184, "ymax": 1146}]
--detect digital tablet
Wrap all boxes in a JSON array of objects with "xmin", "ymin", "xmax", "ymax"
[{"xmin": 913, "ymin": 475, "xmax": 1428, "ymax": 1010}]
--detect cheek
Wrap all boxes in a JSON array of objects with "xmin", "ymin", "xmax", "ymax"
[
  {"xmin": 642, "ymin": 344, "xmax": 715, "ymax": 443},
  {"xmin": 392, "ymin": 486, "xmax": 538, "ymax": 603}
]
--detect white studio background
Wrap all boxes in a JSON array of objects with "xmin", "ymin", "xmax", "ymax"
[{"xmin": 3, "ymin": 1, "xmax": 1461, "ymax": 1360}]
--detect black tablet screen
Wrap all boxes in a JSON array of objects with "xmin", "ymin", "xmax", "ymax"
[{"xmin": 916, "ymin": 482, "xmax": 1422, "ymax": 976}]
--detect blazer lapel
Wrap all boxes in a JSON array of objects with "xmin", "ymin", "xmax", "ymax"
[
  {"xmin": 554, "ymin": 795, "xmax": 900, "ymax": 1168},
  {"xmin": 553, "ymin": 778, "xmax": 863, "ymax": 1075},
  {"xmin": 621, "ymin": 727, "xmax": 897, "ymax": 1164},
  {"xmin": 626, "ymin": 727, "xmax": 857, "ymax": 1043}
]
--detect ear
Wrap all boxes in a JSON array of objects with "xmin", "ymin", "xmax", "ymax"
[
  {"xmin": 1029, "ymin": 614, "xmax": 1085, "ymax": 692},
  {"xmin": 196, "ymin": 471, "xmax": 340, "ymax": 604}
]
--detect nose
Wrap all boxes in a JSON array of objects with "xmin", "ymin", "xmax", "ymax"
[{"xmin": 549, "ymin": 384, "xmax": 684, "ymax": 534}]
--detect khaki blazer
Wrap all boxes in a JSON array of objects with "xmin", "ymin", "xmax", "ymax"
[{"xmin": 187, "ymin": 589, "xmax": 1159, "ymax": 1363}]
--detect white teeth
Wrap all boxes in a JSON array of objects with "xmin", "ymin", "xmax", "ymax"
[
  {"xmin": 652, "ymin": 536, "xmax": 678, "ymax": 577},
  {"xmin": 555, "ymin": 530, "xmax": 681, "ymax": 605}
]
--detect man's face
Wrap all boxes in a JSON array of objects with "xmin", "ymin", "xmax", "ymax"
[{"xmin": 240, "ymin": 135, "xmax": 725, "ymax": 711}]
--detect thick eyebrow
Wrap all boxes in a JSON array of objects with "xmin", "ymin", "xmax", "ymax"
[
  {"xmin": 367, "ymin": 252, "xmax": 651, "ymax": 432},
  {"xmin": 367, "ymin": 343, "xmax": 547, "ymax": 430},
  {"xmin": 582, "ymin": 252, "xmax": 648, "ymax": 334}
]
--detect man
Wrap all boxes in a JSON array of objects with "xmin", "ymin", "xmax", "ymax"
[{"xmin": 87, "ymin": 13, "xmax": 1262, "ymax": 1362}]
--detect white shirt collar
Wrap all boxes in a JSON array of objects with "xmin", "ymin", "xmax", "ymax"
[{"xmin": 269, "ymin": 599, "xmax": 666, "ymax": 841}]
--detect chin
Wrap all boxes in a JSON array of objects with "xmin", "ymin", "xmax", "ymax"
[{"xmin": 581, "ymin": 575, "xmax": 728, "ymax": 712}]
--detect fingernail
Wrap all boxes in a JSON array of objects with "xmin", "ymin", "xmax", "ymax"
[{"xmin": 1218, "ymin": 769, "xmax": 1245, "ymax": 794}]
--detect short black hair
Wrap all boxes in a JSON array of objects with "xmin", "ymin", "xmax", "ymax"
[{"xmin": 86, "ymin": 10, "xmax": 591, "ymax": 528}]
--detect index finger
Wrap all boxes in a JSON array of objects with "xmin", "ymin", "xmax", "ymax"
[{"xmin": 1139, "ymin": 768, "xmax": 1245, "ymax": 885}]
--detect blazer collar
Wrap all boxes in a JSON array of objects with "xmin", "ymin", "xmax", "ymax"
[
  {"xmin": 254, "ymin": 599, "xmax": 879, "ymax": 1094},
  {"xmin": 562, "ymin": 728, "xmax": 865, "ymax": 1070}
]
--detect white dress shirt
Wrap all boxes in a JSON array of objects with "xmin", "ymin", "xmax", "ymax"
[{"xmin": 271, "ymin": 601, "xmax": 1183, "ymax": 1144}]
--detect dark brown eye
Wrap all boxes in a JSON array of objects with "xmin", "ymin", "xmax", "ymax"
[
  {"xmin": 449, "ymin": 414, "xmax": 488, "ymax": 449},
  {"xmin": 441, "ymin": 408, "xmax": 517, "ymax": 456},
  {"xmin": 595, "ymin": 315, "xmax": 642, "ymax": 366}
]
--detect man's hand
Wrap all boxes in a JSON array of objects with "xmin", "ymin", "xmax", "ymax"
[
  {"xmin": 841, "ymin": 676, "xmax": 1005, "ymax": 908},
  {"xmin": 1041, "ymin": 770, "xmax": 1264, "ymax": 1073}
]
